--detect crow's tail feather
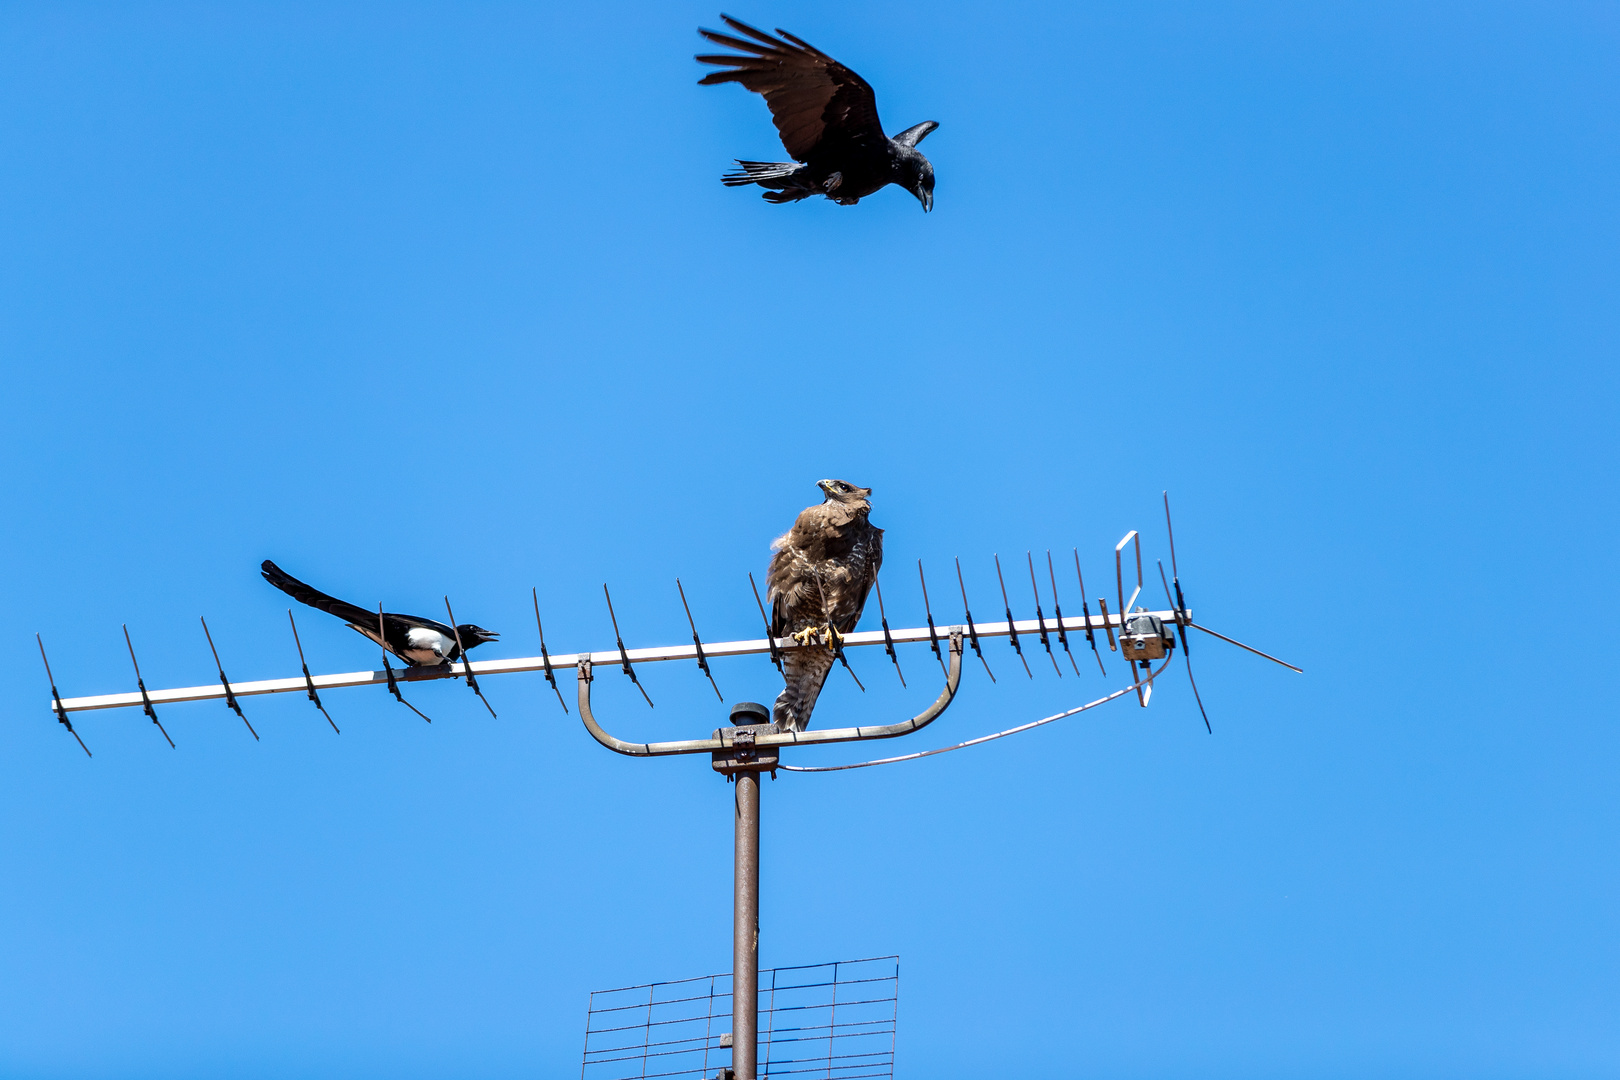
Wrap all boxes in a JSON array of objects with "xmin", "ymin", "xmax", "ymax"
[
  {"xmin": 722, "ymin": 160, "xmax": 801, "ymax": 188},
  {"xmin": 260, "ymin": 560, "xmax": 377, "ymax": 628}
]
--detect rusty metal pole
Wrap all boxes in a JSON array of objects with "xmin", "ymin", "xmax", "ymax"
[
  {"xmin": 712, "ymin": 701, "xmax": 775, "ymax": 1080},
  {"xmin": 733, "ymin": 767, "xmax": 761, "ymax": 1080}
]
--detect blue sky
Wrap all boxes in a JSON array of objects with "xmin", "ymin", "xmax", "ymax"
[{"xmin": 1, "ymin": 2, "xmax": 1616, "ymax": 1077}]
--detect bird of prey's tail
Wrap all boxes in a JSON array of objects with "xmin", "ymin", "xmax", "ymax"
[
  {"xmin": 260, "ymin": 560, "xmax": 375, "ymax": 628},
  {"xmin": 721, "ymin": 159, "xmax": 811, "ymax": 197},
  {"xmin": 773, "ymin": 646, "xmax": 836, "ymax": 732}
]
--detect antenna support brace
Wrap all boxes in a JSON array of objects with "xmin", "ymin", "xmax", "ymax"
[
  {"xmin": 575, "ymin": 629, "xmax": 965, "ymax": 759},
  {"xmin": 711, "ymin": 705, "xmax": 779, "ymax": 777}
]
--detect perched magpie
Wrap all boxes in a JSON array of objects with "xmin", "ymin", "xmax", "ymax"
[{"xmin": 260, "ymin": 560, "xmax": 498, "ymax": 666}]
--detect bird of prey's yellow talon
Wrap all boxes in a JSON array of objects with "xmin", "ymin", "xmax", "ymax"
[{"xmin": 791, "ymin": 624, "xmax": 842, "ymax": 649}]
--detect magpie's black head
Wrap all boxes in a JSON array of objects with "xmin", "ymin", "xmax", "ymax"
[{"xmin": 457, "ymin": 624, "xmax": 499, "ymax": 648}]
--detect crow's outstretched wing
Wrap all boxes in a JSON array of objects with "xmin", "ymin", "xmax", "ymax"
[{"xmin": 697, "ymin": 16, "xmax": 886, "ymax": 162}]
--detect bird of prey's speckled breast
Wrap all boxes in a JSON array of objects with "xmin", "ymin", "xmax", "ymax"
[{"xmin": 766, "ymin": 479, "xmax": 884, "ymax": 731}]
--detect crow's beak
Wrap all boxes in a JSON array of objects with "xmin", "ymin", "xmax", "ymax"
[{"xmin": 918, "ymin": 187, "xmax": 933, "ymax": 213}]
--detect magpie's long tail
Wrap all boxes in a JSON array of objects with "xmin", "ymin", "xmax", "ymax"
[
  {"xmin": 260, "ymin": 560, "xmax": 376, "ymax": 628},
  {"xmin": 721, "ymin": 160, "xmax": 802, "ymax": 188}
]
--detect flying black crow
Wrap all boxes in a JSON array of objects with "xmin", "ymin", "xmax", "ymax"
[
  {"xmin": 697, "ymin": 16, "xmax": 938, "ymax": 210},
  {"xmin": 260, "ymin": 560, "xmax": 498, "ymax": 666}
]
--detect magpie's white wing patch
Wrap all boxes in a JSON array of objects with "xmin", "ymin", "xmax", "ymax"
[{"xmin": 403, "ymin": 626, "xmax": 455, "ymax": 664}]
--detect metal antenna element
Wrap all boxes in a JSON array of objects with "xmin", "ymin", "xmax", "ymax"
[
  {"xmin": 994, "ymin": 555, "xmax": 1033, "ymax": 678},
  {"xmin": 1163, "ymin": 492, "xmax": 1191, "ymax": 656},
  {"xmin": 917, "ymin": 560, "xmax": 946, "ymax": 674},
  {"xmin": 1159, "ymin": 561, "xmax": 1210, "ymax": 732},
  {"xmin": 873, "ymin": 575, "xmax": 906, "ymax": 688},
  {"xmin": 1028, "ymin": 552, "xmax": 1063, "ymax": 677},
  {"xmin": 1184, "ymin": 655, "xmax": 1211, "ymax": 728},
  {"xmin": 813, "ymin": 576, "xmax": 865, "ymax": 693},
  {"xmin": 830, "ymin": 626, "xmax": 865, "ymax": 691},
  {"xmin": 603, "ymin": 585, "xmax": 655, "ymax": 708},
  {"xmin": 747, "ymin": 572, "xmax": 783, "ymax": 673},
  {"xmin": 677, "ymin": 579, "xmax": 724, "ymax": 702},
  {"xmin": 532, "ymin": 588, "xmax": 568, "ymax": 714},
  {"xmin": 122, "ymin": 625, "xmax": 174, "ymax": 748},
  {"xmin": 201, "ymin": 617, "xmax": 258, "ymax": 740},
  {"xmin": 444, "ymin": 597, "xmax": 497, "ymax": 718},
  {"xmin": 36, "ymin": 635, "xmax": 91, "ymax": 757},
  {"xmin": 1046, "ymin": 551, "xmax": 1082, "ymax": 676},
  {"xmin": 1190, "ymin": 622, "xmax": 1303, "ymax": 672},
  {"xmin": 54, "ymin": 532, "xmax": 1270, "ymax": 734},
  {"xmin": 378, "ymin": 604, "xmax": 433, "ymax": 723},
  {"xmin": 955, "ymin": 557, "xmax": 996, "ymax": 682},
  {"xmin": 1074, "ymin": 549, "xmax": 1107, "ymax": 675},
  {"xmin": 288, "ymin": 611, "xmax": 339, "ymax": 733}
]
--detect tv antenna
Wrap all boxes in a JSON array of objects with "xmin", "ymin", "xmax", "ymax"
[{"xmin": 36, "ymin": 494, "xmax": 1297, "ymax": 1080}]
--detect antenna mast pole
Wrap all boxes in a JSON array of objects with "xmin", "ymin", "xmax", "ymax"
[
  {"xmin": 733, "ymin": 766, "xmax": 761, "ymax": 1080},
  {"xmin": 711, "ymin": 700, "xmax": 781, "ymax": 1080}
]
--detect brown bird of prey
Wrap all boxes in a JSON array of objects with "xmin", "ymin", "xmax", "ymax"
[
  {"xmin": 697, "ymin": 16, "xmax": 938, "ymax": 210},
  {"xmin": 767, "ymin": 479, "xmax": 884, "ymax": 731}
]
